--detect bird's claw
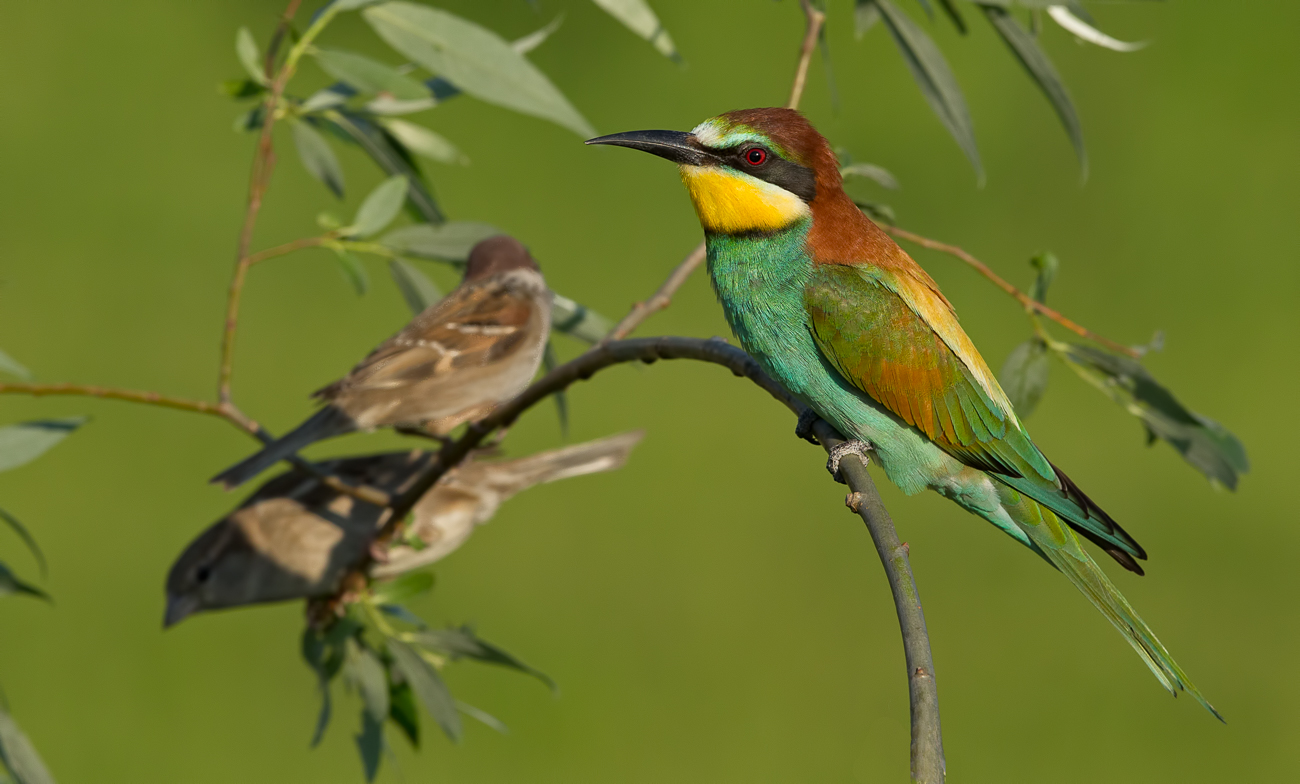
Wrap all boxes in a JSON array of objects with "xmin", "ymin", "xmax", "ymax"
[
  {"xmin": 794, "ymin": 409, "xmax": 822, "ymax": 446},
  {"xmin": 826, "ymin": 440, "xmax": 872, "ymax": 484}
]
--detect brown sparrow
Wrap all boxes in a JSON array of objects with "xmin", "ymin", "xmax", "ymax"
[
  {"xmin": 212, "ymin": 234, "xmax": 551, "ymax": 489},
  {"xmin": 167, "ymin": 432, "xmax": 643, "ymax": 626}
]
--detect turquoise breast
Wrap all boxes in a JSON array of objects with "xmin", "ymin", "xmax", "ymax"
[{"xmin": 703, "ymin": 224, "xmax": 963, "ymax": 497}]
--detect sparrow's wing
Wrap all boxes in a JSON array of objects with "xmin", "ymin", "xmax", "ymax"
[
  {"xmin": 316, "ymin": 279, "xmax": 537, "ymax": 400},
  {"xmin": 804, "ymin": 262, "xmax": 1145, "ymax": 565}
]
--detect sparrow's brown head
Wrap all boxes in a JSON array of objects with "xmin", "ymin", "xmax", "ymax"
[{"xmin": 463, "ymin": 235, "xmax": 540, "ymax": 283}]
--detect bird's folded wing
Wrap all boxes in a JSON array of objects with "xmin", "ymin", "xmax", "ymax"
[
  {"xmin": 805, "ymin": 263, "xmax": 1049, "ymax": 479},
  {"xmin": 804, "ymin": 264, "xmax": 1145, "ymax": 564},
  {"xmin": 315, "ymin": 280, "xmax": 535, "ymax": 399}
]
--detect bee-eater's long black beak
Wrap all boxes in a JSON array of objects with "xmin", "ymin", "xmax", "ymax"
[{"xmin": 585, "ymin": 130, "xmax": 708, "ymax": 166}]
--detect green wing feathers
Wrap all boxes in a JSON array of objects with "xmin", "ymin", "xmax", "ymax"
[
  {"xmin": 804, "ymin": 264, "xmax": 1146, "ymax": 571},
  {"xmin": 999, "ymin": 486, "xmax": 1222, "ymax": 720},
  {"xmin": 805, "ymin": 265, "xmax": 1047, "ymax": 478}
]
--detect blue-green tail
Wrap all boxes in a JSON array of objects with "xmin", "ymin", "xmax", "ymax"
[{"xmin": 999, "ymin": 486, "xmax": 1223, "ymax": 721}]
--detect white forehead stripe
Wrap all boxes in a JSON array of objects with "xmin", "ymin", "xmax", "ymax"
[{"xmin": 690, "ymin": 120, "xmax": 726, "ymax": 148}]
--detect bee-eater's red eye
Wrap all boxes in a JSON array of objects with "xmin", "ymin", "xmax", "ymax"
[{"xmin": 744, "ymin": 148, "xmax": 767, "ymax": 166}]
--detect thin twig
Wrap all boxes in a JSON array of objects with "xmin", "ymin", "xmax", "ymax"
[
  {"xmin": 0, "ymin": 382, "xmax": 257, "ymax": 431},
  {"xmin": 246, "ymin": 236, "xmax": 327, "ymax": 265},
  {"xmin": 262, "ymin": 0, "xmax": 303, "ymax": 77},
  {"xmin": 789, "ymin": 0, "xmax": 827, "ymax": 110},
  {"xmin": 219, "ymin": 1, "xmax": 336, "ymax": 405},
  {"xmin": 599, "ymin": 243, "xmax": 707, "ymax": 344},
  {"xmin": 0, "ymin": 382, "xmax": 388, "ymax": 505},
  {"xmin": 813, "ymin": 420, "xmax": 945, "ymax": 784},
  {"xmin": 885, "ymin": 225, "xmax": 1140, "ymax": 358}
]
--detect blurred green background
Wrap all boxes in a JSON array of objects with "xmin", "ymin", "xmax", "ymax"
[{"xmin": 0, "ymin": 0, "xmax": 1296, "ymax": 781}]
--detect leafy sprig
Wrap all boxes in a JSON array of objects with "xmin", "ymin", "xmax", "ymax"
[{"xmin": 303, "ymin": 572, "xmax": 552, "ymax": 781}]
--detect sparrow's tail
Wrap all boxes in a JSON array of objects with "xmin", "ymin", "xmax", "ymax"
[
  {"xmin": 999, "ymin": 486, "xmax": 1222, "ymax": 720},
  {"xmin": 474, "ymin": 431, "xmax": 645, "ymax": 499},
  {"xmin": 210, "ymin": 406, "xmax": 355, "ymax": 490}
]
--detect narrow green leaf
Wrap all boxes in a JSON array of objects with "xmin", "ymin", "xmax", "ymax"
[
  {"xmin": 386, "ymin": 639, "xmax": 462, "ymax": 742},
  {"xmin": 309, "ymin": 681, "xmax": 332, "ymax": 747},
  {"xmin": 1029, "ymin": 251, "xmax": 1058, "ymax": 303},
  {"xmin": 1046, "ymin": 6, "xmax": 1146, "ymax": 52},
  {"xmin": 456, "ymin": 700, "xmax": 509, "ymax": 734},
  {"xmin": 389, "ymin": 259, "xmax": 442, "ymax": 315},
  {"xmin": 543, "ymin": 341, "xmax": 568, "ymax": 437},
  {"xmin": 369, "ymin": 570, "xmax": 433, "ymax": 605},
  {"xmin": 1065, "ymin": 345, "xmax": 1249, "ymax": 488},
  {"xmin": 355, "ymin": 710, "xmax": 383, "ymax": 782},
  {"xmin": 377, "ymin": 602, "xmax": 428, "ymax": 628},
  {"xmin": 0, "ymin": 562, "xmax": 48, "ymax": 602},
  {"xmin": 332, "ymin": 248, "xmax": 370, "ymax": 295},
  {"xmin": 364, "ymin": 2, "xmax": 596, "ymax": 137},
  {"xmin": 232, "ymin": 104, "xmax": 265, "ymax": 133},
  {"xmin": 219, "ymin": 79, "xmax": 266, "ymax": 100},
  {"xmin": 855, "ymin": 0, "xmax": 882, "ymax": 39},
  {"xmin": 874, "ymin": 0, "xmax": 982, "ymax": 180},
  {"xmin": 937, "ymin": 0, "xmax": 967, "ymax": 33},
  {"xmin": 292, "ymin": 120, "xmax": 346, "ymax": 198},
  {"xmin": 349, "ymin": 175, "xmax": 409, "ymax": 238},
  {"xmin": 323, "ymin": 111, "xmax": 443, "ymax": 223},
  {"xmin": 591, "ymin": 0, "xmax": 680, "ymax": 61},
  {"xmin": 235, "ymin": 27, "xmax": 266, "ymax": 85},
  {"xmin": 301, "ymin": 617, "xmax": 362, "ymax": 747},
  {"xmin": 0, "ymin": 509, "xmax": 45, "ymax": 577},
  {"xmin": 840, "ymin": 162, "xmax": 900, "ymax": 189},
  {"xmin": 0, "ymin": 350, "xmax": 31, "ymax": 381},
  {"xmin": 0, "ymin": 418, "xmax": 86, "ymax": 474},
  {"xmin": 913, "ymin": 0, "xmax": 934, "ymax": 20},
  {"xmin": 388, "ymin": 680, "xmax": 420, "ymax": 748},
  {"xmin": 414, "ymin": 626, "xmax": 556, "ymax": 693},
  {"xmin": 0, "ymin": 704, "xmax": 56, "ymax": 784},
  {"xmin": 1000, "ymin": 338, "xmax": 1050, "ymax": 417},
  {"xmin": 301, "ymin": 86, "xmax": 351, "ymax": 113},
  {"xmin": 302, "ymin": 617, "xmax": 361, "ymax": 680},
  {"xmin": 314, "ymin": 49, "xmax": 431, "ymax": 100},
  {"xmin": 513, "ymin": 16, "xmax": 564, "ymax": 55},
  {"xmin": 380, "ymin": 222, "xmax": 501, "ymax": 262},
  {"xmin": 380, "ymin": 120, "xmax": 467, "ymax": 165},
  {"xmin": 981, "ymin": 5, "xmax": 1086, "ymax": 174},
  {"xmin": 365, "ymin": 95, "xmax": 438, "ymax": 115},
  {"xmin": 422, "ymin": 18, "xmax": 564, "ymax": 105},
  {"xmin": 344, "ymin": 640, "xmax": 390, "ymax": 722},
  {"xmin": 550, "ymin": 293, "xmax": 612, "ymax": 344}
]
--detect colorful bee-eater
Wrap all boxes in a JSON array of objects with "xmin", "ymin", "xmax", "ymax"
[{"xmin": 588, "ymin": 108, "xmax": 1218, "ymax": 717}]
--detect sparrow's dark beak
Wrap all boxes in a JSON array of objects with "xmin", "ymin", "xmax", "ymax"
[
  {"xmin": 586, "ymin": 130, "xmax": 710, "ymax": 166},
  {"xmin": 163, "ymin": 591, "xmax": 201, "ymax": 628}
]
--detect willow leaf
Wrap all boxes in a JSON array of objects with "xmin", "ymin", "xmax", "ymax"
[
  {"xmin": 981, "ymin": 5, "xmax": 1086, "ymax": 174},
  {"xmin": 874, "ymin": 0, "xmax": 982, "ymax": 180}
]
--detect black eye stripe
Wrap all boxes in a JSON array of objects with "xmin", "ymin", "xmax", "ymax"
[{"xmin": 713, "ymin": 145, "xmax": 817, "ymax": 203}]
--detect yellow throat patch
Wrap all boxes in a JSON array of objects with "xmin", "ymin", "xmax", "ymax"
[{"xmin": 679, "ymin": 165, "xmax": 810, "ymax": 234}]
